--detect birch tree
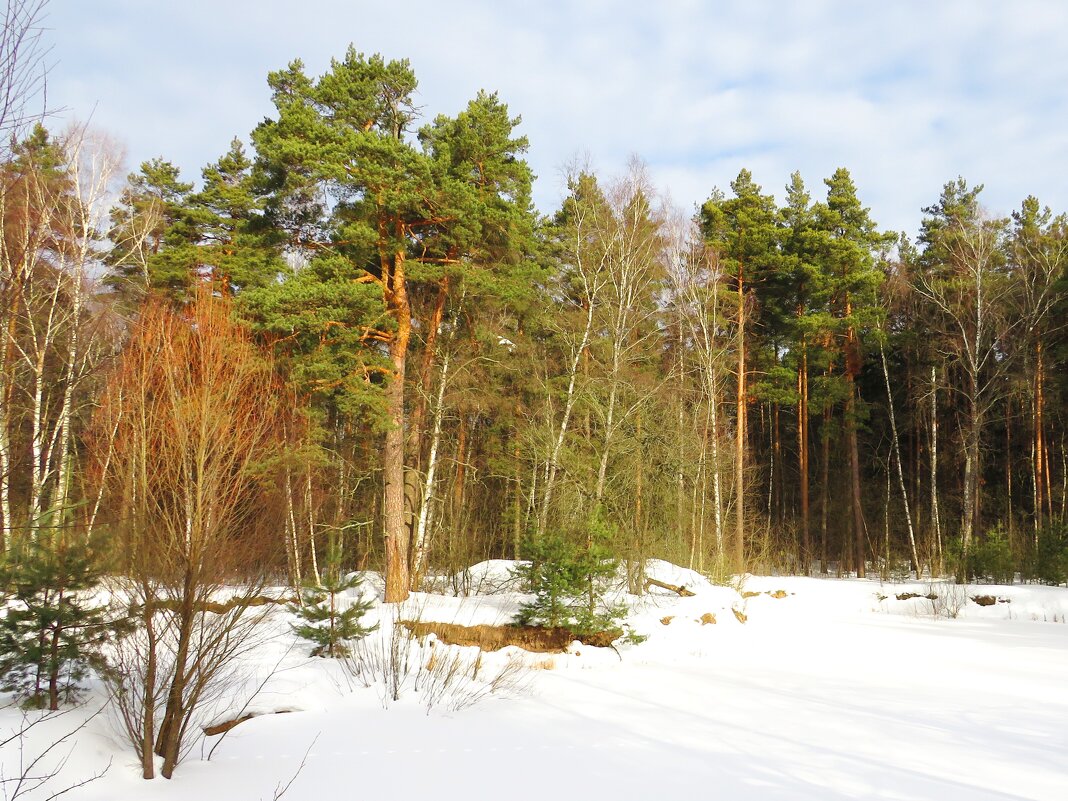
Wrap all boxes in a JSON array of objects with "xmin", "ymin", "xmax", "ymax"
[
  {"xmin": 917, "ymin": 179, "xmax": 1015, "ymax": 555},
  {"xmin": 666, "ymin": 215, "xmax": 729, "ymax": 572},
  {"xmin": 0, "ymin": 125, "xmax": 118, "ymax": 550}
]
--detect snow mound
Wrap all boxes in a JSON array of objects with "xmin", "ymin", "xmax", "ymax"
[
  {"xmin": 453, "ymin": 559, "xmax": 525, "ymax": 594},
  {"xmin": 642, "ymin": 559, "xmax": 721, "ymax": 594}
]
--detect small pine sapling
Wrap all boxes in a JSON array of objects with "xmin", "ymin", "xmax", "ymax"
[
  {"xmin": 514, "ymin": 511, "xmax": 627, "ymax": 636},
  {"xmin": 0, "ymin": 538, "xmax": 122, "ymax": 710},
  {"xmin": 289, "ymin": 536, "xmax": 376, "ymax": 658}
]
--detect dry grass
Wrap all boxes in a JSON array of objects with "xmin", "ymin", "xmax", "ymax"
[
  {"xmin": 346, "ymin": 615, "xmax": 531, "ymax": 712},
  {"xmin": 398, "ymin": 620, "xmax": 621, "ymax": 653}
]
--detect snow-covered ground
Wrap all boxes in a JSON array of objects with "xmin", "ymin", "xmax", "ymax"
[{"xmin": 4, "ymin": 562, "xmax": 1068, "ymax": 800}]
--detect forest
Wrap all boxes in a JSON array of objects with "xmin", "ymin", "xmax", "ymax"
[
  {"xmin": 1, "ymin": 4, "xmax": 1068, "ymax": 789},
  {"xmin": 6, "ymin": 49, "xmax": 1068, "ymax": 599}
]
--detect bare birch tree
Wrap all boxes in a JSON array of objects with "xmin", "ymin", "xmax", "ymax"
[
  {"xmin": 917, "ymin": 181, "xmax": 1016, "ymax": 554},
  {"xmin": 666, "ymin": 215, "xmax": 729, "ymax": 572}
]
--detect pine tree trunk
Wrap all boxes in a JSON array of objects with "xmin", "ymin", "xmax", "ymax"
[
  {"xmin": 843, "ymin": 303, "xmax": 866, "ymax": 578},
  {"xmin": 773, "ymin": 401, "xmax": 782, "ymax": 527},
  {"xmin": 734, "ymin": 268, "xmax": 746, "ymax": 572},
  {"xmin": 846, "ymin": 380, "xmax": 866, "ymax": 578},
  {"xmin": 383, "ymin": 242, "xmax": 411, "ymax": 603},
  {"xmin": 798, "ymin": 339, "xmax": 810, "ymax": 572},
  {"xmin": 820, "ymin": 403, "xmax": 831, "ymax": 574}
]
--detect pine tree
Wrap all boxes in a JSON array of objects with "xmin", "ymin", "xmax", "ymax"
[
  {"xmin": 187, "ymin": 138, "xmax": 282, "ymax": 295},
  {"xmin": 777, "ymin": 172, "xmax": 831, "ymax": 567},
  {"xmin": 289, "ymin": 537, "xmax": 377, "ymax": 658},
  {"xmin": 514, "ymin": 512, "xmax": 625, "ymax": 635},
  {"xmin": 812, "ymin": 168, "xmax": 890, "ymax": 576},
  {"xmin": 700, "ymin": 169, "xmax": 780, "ymax": 570},
  {"xmin": 0, "ymin": 539, "xmax": 119, "ymax": 710},
  {"xmin": 251, "ymin": 50, "xmax": 537, "ymax": 601},
  {"xmin": 104, "ymin": 157, "xmax": 196, "ymax": 302}
]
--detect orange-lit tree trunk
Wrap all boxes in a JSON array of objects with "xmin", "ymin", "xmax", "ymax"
[
  {"xmin": 734, "ymin": 265, "xmax": 746, "ymax": 572},
  {"xmin": 383, "ymin": 238, "xmax": 411, "ymax": 602}
]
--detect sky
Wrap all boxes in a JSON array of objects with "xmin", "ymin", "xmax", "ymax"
[{"xmin": 44, "ymin": 0, "xmax": 1068, "ymax": 239}]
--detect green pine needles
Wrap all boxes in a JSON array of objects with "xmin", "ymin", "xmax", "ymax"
[
  {"xmin": 289, "ymin": 538, "xmax": 377, "ymax": 658},
  {"xmin": 0, "ymin": 538, "xmax": 122, "ymax": 710},
  {"xmin": 513, "ymin": 512, "xmax": 627, "ymax": 636}
]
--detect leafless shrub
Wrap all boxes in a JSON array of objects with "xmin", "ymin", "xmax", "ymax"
[
  {"xmin": 104, "ymin": 580, "xmax": 276, "ymax": 779},
  {"xmin": 0, "ymin": 701, "xmax": 109, "ymax": 800},
  {"xmin": 927, "ymin": 581, "xmax": 968, "ymax": 619},
  {"xmin": 89, "ymin": 291, "xmax": 293, "ymax": 779},
  {"xmin": 419, "ymin": 644, "xmax": 527, "ymax": 713},
  {"xmin": 344, "ymin": 608, "xmax": 418, "ymax": 705}
]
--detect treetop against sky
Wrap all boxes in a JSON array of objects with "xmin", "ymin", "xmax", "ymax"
[{"xmin": 48, "ymin": 0, "xmax": 1068, "ymax": 236}]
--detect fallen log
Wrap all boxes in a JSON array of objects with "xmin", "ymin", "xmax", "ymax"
[
  {"xmin": 203, "ymin": 709, "xmax": 292, "ymax": 736},
  {"xmin": 133, "ymin": 594, "xmax": 298, "ymax": 617},
  {"xmin": 644, "ymin": 578, "xmax": 696, "ymax": 597},
  {"xmin": 204, "ymin": 714, "xmax": 254, "ymax": 736}
]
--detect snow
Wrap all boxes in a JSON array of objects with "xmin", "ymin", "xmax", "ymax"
[{"xmin": 4, "ymin": 566, "xmax": 1068, "ymax": 800}]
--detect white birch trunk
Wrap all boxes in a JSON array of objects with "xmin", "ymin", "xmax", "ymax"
[
  {"xmin": 412, "ymin": 348, "xmax": 450, "ymax": 583},
  {"xmin": 880, "ymin": 341, "xmax": 919, "ymax": 573}
]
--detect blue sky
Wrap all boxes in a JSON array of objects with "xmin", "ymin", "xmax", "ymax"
[{"xmin": 46, "ymin": 0, "xmax": 1068, "ymax": 238}]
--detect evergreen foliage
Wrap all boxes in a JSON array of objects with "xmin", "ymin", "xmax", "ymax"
[
  {"xmin": 1025, "ymin": 523, "xmax": 1068, "ymax": 586},
  {"xmin": 513, "ymin": 513, "xmax": 626, "ymax": 635},
  {"xmin": 104, "ymin": 157, "xmax": 196, "ymax": 301},
  {"xmin": 289, "ymin": 538, "xmax": 377, "ymax": 658},
  {"xmin": 951, "ymin": 529, "xmax": 1016, "ymax": 584},
  {"xmin": 0, "ymin": 539, "xmax": 120, "ymax": 710}
]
